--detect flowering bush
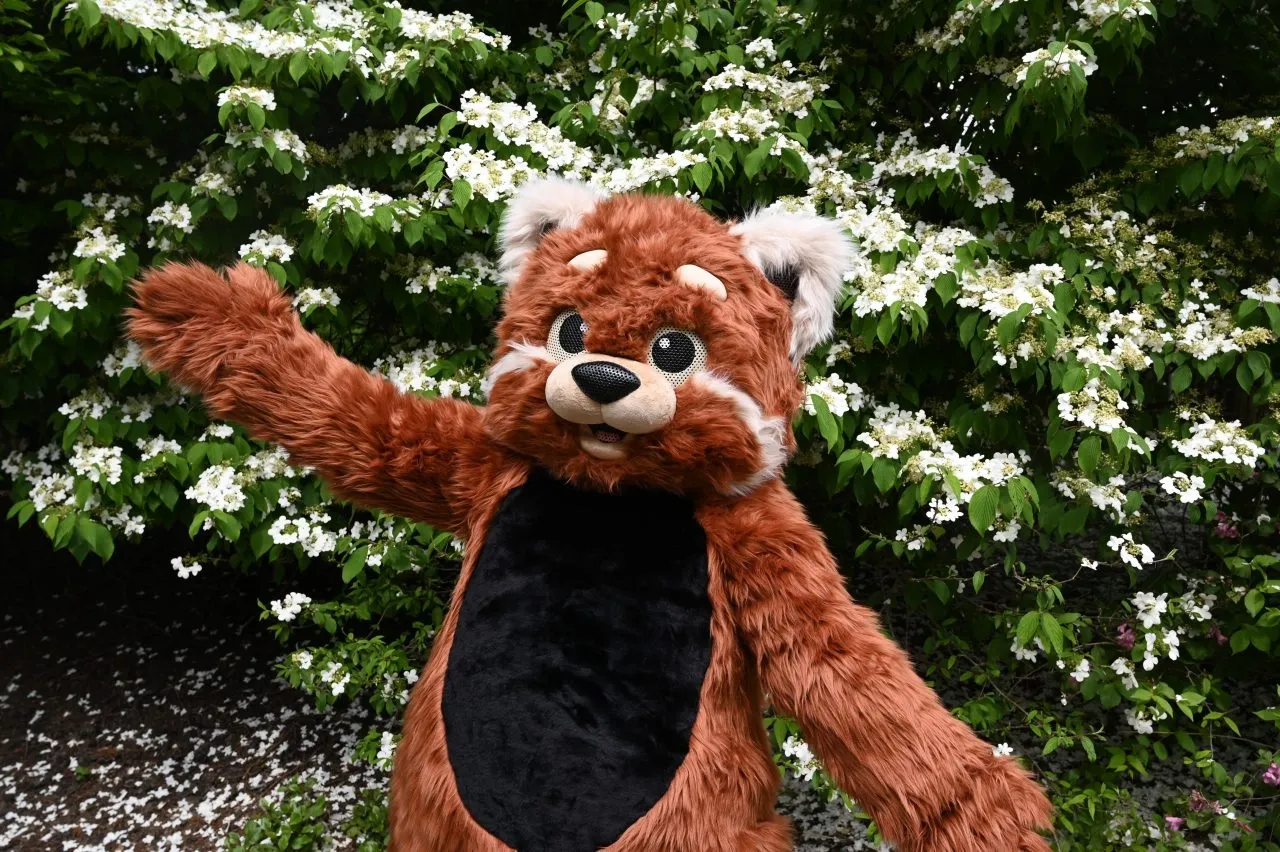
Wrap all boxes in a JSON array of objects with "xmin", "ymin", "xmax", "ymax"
[{"xmin": 3, "ymin": 0, "xmax": 1280, "ymax": 847}]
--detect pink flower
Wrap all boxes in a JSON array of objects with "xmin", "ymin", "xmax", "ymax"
[
  {"xmin": 1116, "ymin": 622, "xmax": 1137, "ymax": 651},
  {"xmin": 1165, "ymin": 816, "xmax": 1185, "ymax": 831},
  {"xmin": 1263, "ymin": 763, "xmax": 1280, "ymax": 786},
  {"xmin": 1214, "ymin": 512, "xmax": 1239, "ymax": 538},
  {"xmin": 1209, "ymin": 625, "xmax": 1228, "ymax": 645}
]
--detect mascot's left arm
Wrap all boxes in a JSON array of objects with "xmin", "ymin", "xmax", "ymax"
[
  {"xmin": 126, "ymin": 261, "xmax": 484, "ymax": 534},
  {"xmin": 718, "ymin": 484, "xmax": 1054, "ymax": 852}
]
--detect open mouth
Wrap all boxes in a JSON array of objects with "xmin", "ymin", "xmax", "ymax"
[{"xmin": 589, "ymin": 424, "xmax": 628, "ymax": 444}]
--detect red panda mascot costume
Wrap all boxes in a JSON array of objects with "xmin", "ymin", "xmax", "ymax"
[{"xmin": 127, "ymin": 179, "xmax": 1053, "ymax": 852}]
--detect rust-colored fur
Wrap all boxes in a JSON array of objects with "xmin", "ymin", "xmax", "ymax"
[{"xmin": 127, "ymin": 190, "xmax": 1053, "ymax": 852}]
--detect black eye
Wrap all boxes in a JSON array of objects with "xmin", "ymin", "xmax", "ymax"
[
  {"xmin": 651, "ymin": 331, "xmax": 696, "ymax": 373},
  {"xmin": 559, "ymin": 312, "xmax": 586, "ymax": 354}
]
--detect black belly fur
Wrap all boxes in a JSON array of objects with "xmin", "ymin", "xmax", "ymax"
[{"xmin": 442, "ymin": 468, "xmax": 712, "ymax": 852}]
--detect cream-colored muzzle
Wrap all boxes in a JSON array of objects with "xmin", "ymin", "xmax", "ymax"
[{"xmin": 545, "ymin": 353, "xmax": 676, "ymax": 459}]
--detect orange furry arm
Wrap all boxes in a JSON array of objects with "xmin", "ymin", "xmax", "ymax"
[
  {"xmin": 127, "ymin": 261, "xmax": 484, "ymax": 533},
  {"xmin": 719, "ymin": 484, "xmax": 1053, "ymax": 852}
]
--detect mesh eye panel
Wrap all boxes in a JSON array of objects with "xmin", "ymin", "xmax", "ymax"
[
  {"xmin": 647, "ymin": 326, "xmax": 707, "ymax": 387},
  {"xmin": 547, "ymin": 310, "xmax": 588, "ymax": 361}
]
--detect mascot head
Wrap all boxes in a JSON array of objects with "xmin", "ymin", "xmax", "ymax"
[{"xmin": 481, "ymin": 179, "xmax": 852, "ymax": 496}]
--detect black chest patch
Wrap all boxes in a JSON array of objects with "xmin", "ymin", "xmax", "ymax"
[{"xmin": 442, "ymin": 468, "xmax": 712, "ymax": 852}]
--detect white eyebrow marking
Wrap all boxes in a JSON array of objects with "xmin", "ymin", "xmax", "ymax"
[
  {"xmin": 567, "ymin": 249, "xmax": 608, "ymax": 270},
  {"xmin": 674, "ymin": 264, "xmax": 727, "ymax": 301}
]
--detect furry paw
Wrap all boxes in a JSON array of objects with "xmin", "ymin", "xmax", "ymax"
[
  {"xmin": 127, "ymin": 261, "xmax": 295, "ymax": 391},
  {"xmin": 908, "ymin": 755, "xmax": 1053, "ymax": 852}
]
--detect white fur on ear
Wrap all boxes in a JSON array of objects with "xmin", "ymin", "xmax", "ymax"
[
  {"xmin": 730, "ymin": 210, "xmax": 854, "ymax": 367},
  {"xmin": 498, "ymin": 178, "xmax": 608, "ymax": 285}
]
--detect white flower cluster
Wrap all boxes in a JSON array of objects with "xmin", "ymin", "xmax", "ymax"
[
  {"xmin": 406, "ymin": 256, "xmax": 500, "ymax": 295},
  {"xmin": 1057, "ymin": 307, "xmax": 1167, "ymax": 372},
  {"xmin": 100, "ymin": 504, "xmax": 146, "ymax": 536},
  {"xmin": 1159, "ymin": 471, "xmax": 1205, "ymax": 505},
  {"xmin": 1171, "ymin": 416, "xmax": 1263, "ymax": 468},
  {"xmin": 371, "ymin": 345, "xmax": 481, "ymax": 400},
  {"xmin": 393, "ymin": 5, "xmax": 508, "ymax": 48},
  {"xmin": 857, "ymin": 403, "xmax": 938, "ymax": 460},
  {"xmin": 1242, "ymin": 277, "xmax": 1280, "ymax": 304},
  {"xmin": 216, "ymin": 86, "xmax": 277, "ymax": 111},
  {"xmin": 80, "ymin": 192, "xmax": 136, "ymax": 221},
  {"xmin": 843, "ymin": 214, "xmax": 975, "ymax": 319},
  {"xmin": 72, "ymin": 227, "xmax": 126, "ymax": 264},
  {"xmin": 269, "ymin": 591, "xmax": 312, "ymax": 623},
  {"xmin": 911, "ymin": 445, "xmax": 1027, "ymax": 525},
  {"xmin": 238, "ymin": 230, "xmax": 295, "ymax": 265},
  {"xmin": 804, "ymin": 374, "xmax": 867, "ymax": 417},
  {"xmin": 958, "ymin": 262, "xmax": 1062, "ymax": 320},
  {"xmin": 1068, "ymin": 0, "xmax": 1156, "ymax": 31},
  {"xmin": 69, "ymin": 442, "xmax": 123, "ymax": 486},
  {"xmin": 1173, "ymin": 278, "xmax": 1265, "ymax": 360},
  {"xmin": 293, "ymin": 287, "xmax": 341, "ymax": 312},
  {"xmin": 443, "ymin": 145, "xmax": 539, "ymax": 202},
  {"xmin": 267, "ymin": 512, "xmax": 340, "ymax": 558},
  {"xmin": 1124, "ymin": 706, "xmax": 1167, "ymax": 735},
  {"xmin": 226, "ymin": 126, "xmax": 308, "ymax": 161},
  {"xmin": 1056, "ymin": 378, "xmax": 1133, "ymax": 435},
  {"xmin": 82, "ymin": 0, "xmax": 385, "ymax": 74},
  {"xmin": 781, "ymin": 735, "xmax": 822, "ymax": 782},
  {"xmin": 703, "ymin": 64, "xmax": 823, "ymax": 116},
  {"xmin": 1013, "ymin": 44, "xmax": 1098, "ymax": 86},
  {"xmin": 102, "ymin": 341, "xmax": 144, "ymax": 377},
  {"xmin": 589, "ymin": 77, "xmax": 660, "ymax": 135},
  {"xmin": 376, "ymin": 731, "xmax": 398, "ymax": 768},
  {"xmin": 745, "ymin": 37, "xmax": 776, "ymax": 66},
  {"xmin": 1052, "ymin": 473, "xmax": 1131, "ymax": 521},
  {"xmin": 11, "ymin": 271, "xmax": 89, "ymax": 328},
  {"xmin": 306, "ymin": 184, "xmax": 394, "ymax": 219},
  {"xmin": 688, "ymin": 106, "xmax": 780, "ymax": 142},
  {"xmin": 319, "ymin": 660, "xmax": 350, "ymax": 696},
  {"xmin": 170, "ymin": 556, "xmax": 203, "ymax": 579},
  {"xmin": 147, "ymin": 201, "xmax": 194, "ymax": 233},
  {"xmin": 185, "ymin": 464, "xmax": 247, "ymax": 513},
  {"xmin": 192, "ymin": 165, "xmax": 237, "ymax": 196},
  {"xmin": 1170, "ymin": 116, "xmax": 1277, "ymax": 159},
  {"xmin": 137, "ymin": 435, "xmax": 181, "ymax": 462},
  {"xmin": 1109, "ymin": 532, "xmax": 1156, "ymax": 570},
  {"xmin": 593, "ymin": 150, "xmax": 707, "ymax": 194},
  {"xmin": 872, "ymin": 131, "xmax": 1014, "ymax": 207},
  {"xmin": 457, "ymin": 90, "xmax": 594, "ymax": 173}
]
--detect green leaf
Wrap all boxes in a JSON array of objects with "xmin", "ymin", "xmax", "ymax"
[
  {"xmin": 246, "ymin": 103, "xmax": 266, "ymax": 131},
  {"xmin": 972, "ymin": 570, "xmax": 985, "ymax": 594},
  {"xmin": 1016, "ymin": 611, "xmax": 1041, "ymax": 648},
  {"xmin": 288, "ymin": 52, "xmax": 308, "ymax": 83},
  {"xmin": 1039, "ymin": 613, "xmax": 1064, "ymax": 655},
  {"xmin": 197, "ymin": 51, "xmax": 217, "ymax": 78},
  {"xmin": 76, "ymin": 517, "xmax": 114, "ymax": 561},
  {"xmin": 343, "ymin": 546, "xmax": 369, "ymax": 583},
  {"xmin": 1078, "ymin": 434, "xmax": 1101, "ymax": 474},
  {"xmin": 585, "ymin": 1, "xmax": 605, "ymax": 23},
  {"xmin": 871, "ymin": 458, "xmax": 897, "ymax": 493},
  {"xmin": 1245, "ymin": 588, "xmax": 1265, "ymax": 617},
  {"xmin": 968, "ymin": 485, "xmax": 998, "ymax": 532},
  {"xmin": 810, "ymin": 393, "xmax": 840, "ymax": 448},
  {"xmin": 691, "ymin": 161, "xmax": 712, "ymax": 193},
  {"xmin": 1171, "ymin": 363, "xmax": 1193, "ymax": 393}
]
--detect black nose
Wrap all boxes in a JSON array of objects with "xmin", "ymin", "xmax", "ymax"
[{"xmin": 571, "ymin": 361, "xmax": 641, "ymax": 403}]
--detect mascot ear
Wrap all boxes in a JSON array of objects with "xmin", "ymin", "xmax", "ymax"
[
  {"xmin": 731, "ymin": 209, "xmax": 853, "ymax": 368},
  {"xmin": 498, "ymin": 177, "xmax": 608, "ymax": 285}
]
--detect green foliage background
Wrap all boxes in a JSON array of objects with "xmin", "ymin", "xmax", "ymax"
[{"xmin": 3, "ymin": 0, "xmax": 1280, "ymax": 848}]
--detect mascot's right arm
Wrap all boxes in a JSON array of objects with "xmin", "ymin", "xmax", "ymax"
[{"xmin": 126, "ymin": 261, "xmax": 486, "ymax": 536}]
